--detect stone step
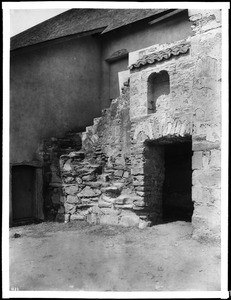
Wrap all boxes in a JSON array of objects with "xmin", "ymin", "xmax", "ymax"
[
  {"xmin": 101, "ymin": 186, "xmax": 121, "ymax": 197},
  {"xmin": 77, "ymin": 186, "xmax": 101, "ymax": 198},
  {"xmin": 93, "ymin": 117, "xmax": 102, "ymax": 126},
  {"xmin": 69, "ymin": 151, "xmax": 85, "ymax": 159},
  {"xmin": 114, "ymin": 194, "xmax": 138, "ymax": 205}
]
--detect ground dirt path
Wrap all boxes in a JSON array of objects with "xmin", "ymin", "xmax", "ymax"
[{"xmin": 9, "ymin": 221, "xmax": 220, "ymax": 291}]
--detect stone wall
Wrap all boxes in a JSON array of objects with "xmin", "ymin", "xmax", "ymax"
[
  {"xmin": 40, "ymin": 10, "xmax": 222, "ymax": 242},
  {"xmin": 128, "ymin": 9, "xmax": 221, "ymax": 241}
]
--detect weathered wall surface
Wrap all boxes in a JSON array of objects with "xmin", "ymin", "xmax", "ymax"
[
  {"xmin": 188, "ymin": 9, "xmax": 222, "ymax": 242},
  {"xmin": 10, "ymin": 35, "xmax": 101, "ymax": 164},
  {"xmin": 129, "ymin": 9, "xmax": 221, "ymax": 242},
  {"xmin": 100, "ymin": 10, "xmax": 193, "ymax": 108}
]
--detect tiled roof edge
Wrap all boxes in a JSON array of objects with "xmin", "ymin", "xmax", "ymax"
[{"xmin": 129, "ymin": 41, "xmax": 191, "ymax": 70}]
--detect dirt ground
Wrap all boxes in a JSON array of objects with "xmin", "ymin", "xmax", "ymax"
[{"xmin": 9, "ymin": 221, "xmax": 221, "ymax": 291}]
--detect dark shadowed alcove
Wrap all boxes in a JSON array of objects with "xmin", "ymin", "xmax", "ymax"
[
  {"xmin": 143, "ymin": 136, "xmax": 193, "ymax": 225},
  {"xmin": 147, "ymin": 70, "xmax": 170, "ymax": 114}
]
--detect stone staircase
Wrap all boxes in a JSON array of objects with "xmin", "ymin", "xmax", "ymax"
[{"xmin": 42, "ymin": 79, "xmax": 152, "ymax": 228}]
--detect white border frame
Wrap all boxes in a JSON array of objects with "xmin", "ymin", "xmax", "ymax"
[{"xmin": 2, "ymin": 2, "xmax": 229, "ymax": 299}]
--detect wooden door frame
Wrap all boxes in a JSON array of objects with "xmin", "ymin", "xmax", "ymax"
[{"xmin": 10, "ymin": 161, "xmax": 44, "ymax": 226}]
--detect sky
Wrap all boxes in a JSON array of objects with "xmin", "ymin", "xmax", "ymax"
[{"xmin": 10, "ymin": 9, "xmax": 68, "ymax": 37}]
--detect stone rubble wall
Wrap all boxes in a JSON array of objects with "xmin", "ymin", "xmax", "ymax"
[
  {"xmin": 58, "ymin": 83, "xmax": 152, "ymax": 228},
  {"xmin": 42, "ymin": 82, "xmax": 151, "ymax": 228},
  {"xmin": 41, "ymin": 132, "xmax": 82, "ymax": 221}
]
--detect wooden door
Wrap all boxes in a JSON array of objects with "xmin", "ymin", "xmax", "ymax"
[{"xmin": 12, "ymin": 165, "xmax": 35, "ymax": 222}]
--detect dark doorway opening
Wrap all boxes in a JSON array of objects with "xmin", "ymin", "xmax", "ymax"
[
  {"xmin": 162, "ymin": 141, "xmax": 193, "ymax": 223},
  {"xmin": 12, "ymin": 165, "xmax": 36, "ymax": 225}
]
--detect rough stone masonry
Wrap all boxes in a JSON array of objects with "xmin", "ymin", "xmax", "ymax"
[{"xmin": 41, "ymin": 10, "xmax": 221, "ymax": 243}]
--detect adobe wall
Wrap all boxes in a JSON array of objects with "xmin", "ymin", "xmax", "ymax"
[{"xmin": 10, "ymin": 35, "xmax": 102, "ymax": 164}]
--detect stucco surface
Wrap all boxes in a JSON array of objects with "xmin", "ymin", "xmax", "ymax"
[{"xmin": 10, "ymin": 36, "xmax": 101, "ymax": 163}]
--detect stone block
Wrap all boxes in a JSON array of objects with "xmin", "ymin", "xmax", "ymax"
[
  {"xmin": 134, "ymin": 186, "xmax": 145, "ymax": 192},
  {"xmin": 114, "ymin": 204, "xmax": 133, "ymax": 209},
  {"xmin": 192, "ymin": 169, "xmax": 221, "ymax": 188},
  {"xmin": 87, "ymin": 213, "xmax": 99, "ymax": 224},
  {"xmin": 135, "ymin": 191, "xmax": 145, "ymax": 197},
  {"xmin": 70, "ymin": 213, "xmax": 85, "ymax": 221},
  {"xmin": 113, "ymin": 182, "xmax": 124, "ymax": 189},
  {"xmin": 192, "ymin": 186, "xmax": 220, "ymax": 206},
  {"xmin": 98, "ymin": 199, "xmax": 112, "ymax": 208},
  {"xmin": 100, "ymin": 194, "xmax": 117, "ymax": 203},
  {"xmin": 100, "ymin": 215, "xmax": 119, "ymax": 225},
  {"xmin": 69, "ymin": 151, "xmax": 85, "ymax": 159},
  {"xmin": 82, "ymin": 174, "xmax": 96, "ymax": 182},
  {"xmin": 114, "ymin": 169, "xmax": 124, "ymax": 177},
  {"xmin": 77, "ymin": 186, "xmax": 101, "ymax": 198},
  {"xmin": 192, "ymin": 186, "xmax": 202, "ymax": 203},
  {"xmin": 66, "ymin": 195, "xmax": 80, "ymax": 204},
  {"xmin": 192, "ymin": 151, "xmax": 203, "ymax": 170},
  {"xmin": 85, "ymin": 181, "xmax": 102, "ymax": 188},
  {"xmin": 133, "ymin": 206, "xmax": 145, "ymax": 211},
  {"xmin": 133, "ymin": 180, "xmax": 145, "ymax": 186},
  {"xmin": 64, "ymin": 202, "xmax": 76, "ymax": 214},
  {"xmin": 64, "ymin": 214, "xmax": 70, "ymax": 222},
  {"xmin": 192, "ymin": 140, "xmax": 220, "ymax": 151},
  {"xmin": 133, "ymin": 199, "xmax": 146, "ymax": 207},
  {"xmin": 79, "ymin": 198, "xmax": 92, "ymax": 206},
  {"xmin": 79, "ymin": 208, "xmax": 91, "ymax": 216},
  {"xmin": 114, "ymin": 194, "xmax": 136, "ymax": 205},
  {"xmin": 101, "ymin": 186, "xmax": 121, "ymax": 197},
  {"xmin": 63, "ymin": 159, "xmax": 72, "ymax": 172},
  {"xmin": 202, "ymin": 151, "xmax": 211, "ymax": 169},
  {"xmin": 100, "ymin": 174, "xmax": 110, "ymax": 182},
  {"xmin": 209, "ymin": 149, "xmax": 221, "ymax": 168},
  {"xmin": 63, "ymin": 176, "xmax": 75, "ymax": 184},
  {"xmin": 123, "ymin": 171, "xmax": 130, "ymax": 178},
  {"xmin": 64, "ymin": 185, "xmax": 79, "ymax": 195},
  {"xmin": 89, "ymin": 205, "xmax": 103, "ymax": 214},
  {"xmin": 119, "ymin": 214, "xmax": 140, "ymax": 227},
  {"xmin": 75, "ymin": 177, "xmax": 83, "ymax": 184},
  {"xmin": 100, "ymin": 208, "xmax": 121, "ymax": 215},
  {"xmin": 131, "ymin": 167, "xmax": 144, "ymax": 175}
]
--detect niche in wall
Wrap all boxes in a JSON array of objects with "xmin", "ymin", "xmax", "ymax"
[{"xmin": 147, "ymin": 70, "xmax": 170, "ymax": 114}]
